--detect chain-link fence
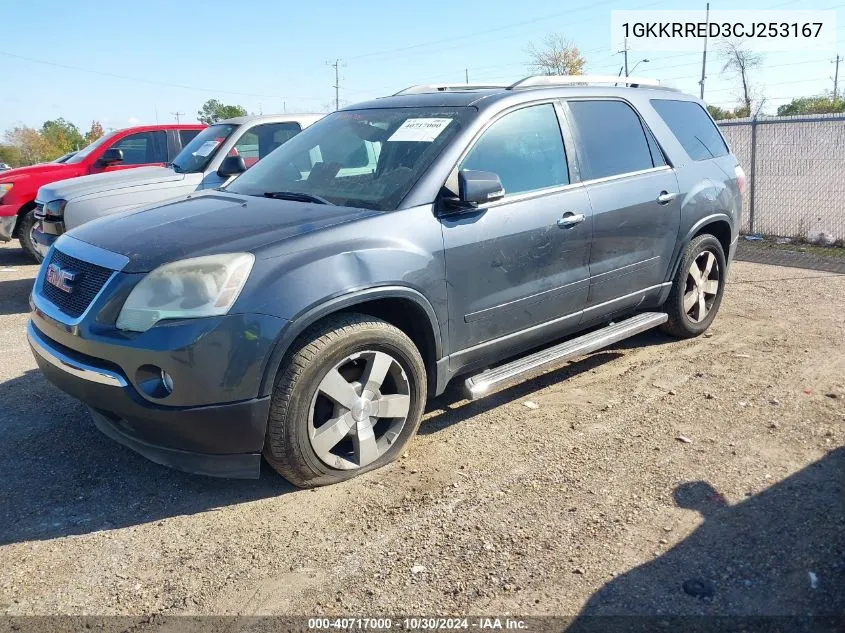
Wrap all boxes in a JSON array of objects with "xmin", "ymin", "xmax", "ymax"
[{"xmin": 718, "ymin": 113, "xmax": 845, "ymax": 244}]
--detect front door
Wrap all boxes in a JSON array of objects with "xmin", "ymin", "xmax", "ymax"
[
  {"xmin": 441, "ymin": 103, "xmax": 592, "ymax": 367},
  {"xmin": 565, "ymin": 99, "xmax": 681, "ymax": 310},
  {"xmin": 91, "ymin": 130, "xmax": 169, "ymax": 173}
]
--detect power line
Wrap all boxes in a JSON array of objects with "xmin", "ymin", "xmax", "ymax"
[{"xmin": 0, "ymin": 51, "xmax": 325, "ymax": 101}]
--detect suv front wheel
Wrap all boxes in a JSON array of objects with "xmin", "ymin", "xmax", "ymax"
[
  {"xmin": 264, "ymin": 313, "xmax": 427, "ymax": 488},
  {"xmin": 662, "ymin": 234, "xmax": 727, "ymax": 338}
]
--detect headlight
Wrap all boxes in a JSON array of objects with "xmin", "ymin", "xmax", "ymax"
[
  {"xmin": 43, "ymin": 199, "xmax": 67, "ymax": 218},
  {"xmin": 0, "ymin": 184, "xmax": 12, "ymax": 202},
  {"xmin": 116, "ymin": 253, "xmax": 255, "ymax": 332}
]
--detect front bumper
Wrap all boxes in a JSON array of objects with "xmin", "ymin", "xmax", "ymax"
[
  {"xmin": 0, "ymin": 210, "xmax": 15, "ymax": 241},
  {"xmin": 27, "ymin": 319, "xmax": 273, "ymax": 479},
  {"xmin": 31, "ymin": 223, "xmax": 57, "ymax": 257}
]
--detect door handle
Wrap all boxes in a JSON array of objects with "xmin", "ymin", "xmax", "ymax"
[
  {"xmin": 657, "ymin": 191, "xmax": 678, "ymax": 205},
  {"xmin": 557, "ymin": 212, "xmax": 586, "ymax": 228}
]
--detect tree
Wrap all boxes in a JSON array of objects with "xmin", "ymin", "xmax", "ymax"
[
  {"xmin": 0, "ymin": 144, "xmax": 21, "ymax": 167},
  {"xmin": 777, "ymin": 95, "xmax": 845, "ymax": 116},
  {"xmin": 527, "ymin": 34, "xmax": 586, "ymax": 76},
  {"xmin": 720, "ymin": 41, "xmax": 763, "ymax": 115},
  {"xmin": 197, "ymin": 99, "xmax": 247, "ymax": 124},
  {"xmin": 4, "ymin": 126, "xmax": 59, "ymax": 165},
  {"xmin": 41, "ymin": 118, "xmax": 85, "ymax": 155},
  {"xmin": 84, "ymin": 120, "xmax": 105, "ymax": 145}
]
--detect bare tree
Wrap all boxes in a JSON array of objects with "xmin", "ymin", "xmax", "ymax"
[
  {"xmin": 720, "ymin": 40, "xmax": 763, "ymax": 116},
  {"xmin": 527, "ymin": 34, "xmax": 585, "ymax": 76}
]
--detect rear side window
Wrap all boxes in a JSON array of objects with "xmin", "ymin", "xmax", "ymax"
[
  {"xmin": 180, "ymin": 129, "xmax": 201, "ymax": 147},
  {"xmin": 568, "ymin": 100, "xmax": 656, "ymax": 180},
  {"xmin": 651, "ymin": 99, "xmax": 728, "ymax": 161},
  {"xmin": 461, "ymin": 104, "xmax": 569, "ymax": 195}
]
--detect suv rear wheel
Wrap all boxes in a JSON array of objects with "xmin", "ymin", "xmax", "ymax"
[
  {"xmin": 264, "ymin": 313, "xmax": 427, "ymax": 487},
  {"xmin": 662, "ymin": 234, "xmax": 727, "ymax": 338}
]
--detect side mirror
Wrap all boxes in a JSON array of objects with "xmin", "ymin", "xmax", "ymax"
[
  {"xmin": 98, "ymin": 148, "xmax": 124, "ymax": 166},
  {"xmin": 217, "ymin": 155, "xmax": 247, "ymax": 178},
  {"xmin": 458, "ymin": 169, "xmax": 505, "ymax": 206}
]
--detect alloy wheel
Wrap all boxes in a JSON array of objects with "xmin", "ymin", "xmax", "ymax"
[
  {"xmin": 684, "ymin": 250, "xmax": 720, "ymax": 323},
  {"xmin": 308, "ymin": 350, "xmax": 411, "ymax": 470}
]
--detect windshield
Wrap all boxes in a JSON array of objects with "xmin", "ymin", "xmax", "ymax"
[
  {"xmin": 65, "ymin": 132, "xmax": 118, "ymax": 164},
  {"xmin": 171, "ymin": 124, "xmax": 237, "ymax": 173},
  {"xmin": 226, "ymin": 107, "xmax": 471, "ymax": 211}
]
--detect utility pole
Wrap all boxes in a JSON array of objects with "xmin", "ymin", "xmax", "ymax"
[
  {"xmin": 171, "ymin": 111, "xmax": 184, "ymax": 124},
  {"xmin": 834, "ymin": 54, "xmax": 842, "ymax": 100},
  {"xmin": 618, "ymin": 36, "xmax": 629, "ymax": 76},
  {"xmin": 465, "ymin": 68, "xmax": 469, "ymax": 84},
  {"xmin": 328, "ymin": 59, "xmax": 342, "ymax": 111},
  {"xmin": 699, "ymin": 2, "xmax": 710, "ymax": 99}
]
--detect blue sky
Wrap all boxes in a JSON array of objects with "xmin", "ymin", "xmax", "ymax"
[{"xmin": 1, "ymin": 0, "xmax": 842, "ymax": 134}]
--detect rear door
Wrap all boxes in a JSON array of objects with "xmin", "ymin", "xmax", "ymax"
[
  {"xmin": 564, "ymin": 99, "xmax": 680, "ymax": 311},
  {"xmin": 441, "ymin": 102, "xmax": 592, "ymax": 365}
]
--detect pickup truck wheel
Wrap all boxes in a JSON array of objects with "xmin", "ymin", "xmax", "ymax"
[
  {"xmin": 264, "ymin": 313, "xmax": 427, "ymax": 488},
  {"xmin": 661, "ymin": 234, "xmax": 726, "ymax": 338},
  {"xmin": 17, "ymin": 210, "xmax": 42, "ymax": 263}
]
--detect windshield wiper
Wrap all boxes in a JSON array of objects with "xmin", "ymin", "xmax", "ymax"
[{"xmin": 263, "ymin": 191, "xmax": 333, "ymax": 205}]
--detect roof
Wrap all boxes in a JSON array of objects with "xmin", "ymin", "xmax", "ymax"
[
  {"xmin": 342, "ymin": 76, "xmax": 694, "ymax": 112},
  {"xmin": 219, "ymin": 113, "xmax": 325, "ymax": 125}
]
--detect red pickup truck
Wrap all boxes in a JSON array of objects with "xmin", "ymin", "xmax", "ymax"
[{"xmin": 0, "ymin": 123, "xmax": 204, "ymax": 259}]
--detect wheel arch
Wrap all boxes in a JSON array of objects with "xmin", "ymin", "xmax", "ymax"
[
  {"xmin": 11, "ymin": 200, "xmax": 37, "ymax": 238},
  {"xmin": 667, "ymin": 214, "xmax": 734, "ymax": 283},
  {"xmin": 258, "ymin": 286, "xmax": 443, "ymax": 398}
]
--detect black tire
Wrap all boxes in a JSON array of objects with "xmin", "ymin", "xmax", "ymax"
[
  {"xmin": 264, "ymin": 313, "xmax": 427, "ymax": 488},
  {"xmin": 17, "ymin": 210, "xmax": 42, "ymax": 263},
  {"xmin": 661, "ymin": 234, "xmax": 727, "ymax": 338}
]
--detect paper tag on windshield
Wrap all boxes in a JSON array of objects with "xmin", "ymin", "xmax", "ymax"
[
  {"xmin": 193, "ymin": 140, "xmax": 219, "ymax": 157},
  {"xmin": 388, "ymin": 118, "xmax": 452, "ymax": 142}
]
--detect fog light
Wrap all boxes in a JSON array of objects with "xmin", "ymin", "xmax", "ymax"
[{"xmin": 161, "ymin": 370, "xmax": 174, "ymax": 394}]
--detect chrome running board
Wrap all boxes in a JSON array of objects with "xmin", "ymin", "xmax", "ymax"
[{"xmin": 463, "ymin": 312, "xmax": 668, "ymax": 400}]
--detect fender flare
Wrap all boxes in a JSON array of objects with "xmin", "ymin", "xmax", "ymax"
[
  {"xmin": 666, "ymin": 213, "xmax": 734, "ymax": 283},
  {"xmin": 257, "ymin": 285, "xmax": 443, "ymax": 397}
]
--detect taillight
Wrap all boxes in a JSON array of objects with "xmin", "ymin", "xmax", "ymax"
[{"xmin": 735, "ymin": 165, "xmax": 746, "ymax": 194}]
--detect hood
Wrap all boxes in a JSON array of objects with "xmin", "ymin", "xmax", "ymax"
[
  {"xmin": 0, "ymin": 162, "xmax": 80, "ymax": 185},
  {"xmin": 37, "ymin": 166, "xmax": 186, "ymax": 203},
  {"xmin": 68, "ymin": 191, "xmax": 381, "ymax": 273}
]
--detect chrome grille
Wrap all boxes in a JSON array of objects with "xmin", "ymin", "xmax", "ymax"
[{"xmin": 40, "ymin": 249, "xmax": 113, "ymax": 319}]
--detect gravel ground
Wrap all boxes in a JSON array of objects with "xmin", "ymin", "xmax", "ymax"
[{"xmin": 0, "ymin": 240, "xmax": 843, "ymax": 624}]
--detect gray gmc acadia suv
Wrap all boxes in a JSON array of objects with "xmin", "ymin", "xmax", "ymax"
[{"xmin": 27, "ymin": 76, "xmax": 744, "ymax": 487}]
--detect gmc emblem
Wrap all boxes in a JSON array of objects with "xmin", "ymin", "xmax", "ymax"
[{"xmin": 45, "ymin": 263, "xmax": 78, "ymax": 294}]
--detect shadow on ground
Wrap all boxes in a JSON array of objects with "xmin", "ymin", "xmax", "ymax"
[
  {"xmin": 0, "ymin": 277, "xmax": 34, "ymax": 315},
  {"xmin": 0, "ymin": 370, "xmax": 295, "ymax": 546},
  {"xmin": 566, "ymin": 447, "xmax": 845, "ymax": 630},
  {"xmin": 0, "ymin": 244, "xmax": 34, "ymax": 268}
]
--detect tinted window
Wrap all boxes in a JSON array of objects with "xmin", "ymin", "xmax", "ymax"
[
  {"xmin": 651, "ymin": 99, "xmax": 729, "ymax": 161},
  {"xmin": 568, "ymin": 100, "xmax": 655, "ymax": 180},
  {"xmin": 461, "ymin": 104, "xmax": 568, "ymax": 195},
  {"xmin": 111, "ymin": 131, "xmax": 167, "ymax": 165},
  {"xmin": 227, "ymin": 107, "xmax": 470, "ymax": 211},
  {"xmin": 180, "ymin": 129, "xmax": 201, "ymax": 147}
]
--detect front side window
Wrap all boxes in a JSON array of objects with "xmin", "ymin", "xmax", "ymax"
[
  {"xmin": 227, "ymin": 107, "xmax": 471, "ymax": 211},
  {"xmin": 111, "ymin": 131, "xmax": 167, "ymax": 165},
  {"xmin": 65, "ymin": 131, "xmax": 118, "ymax": 164},
  {"xmin": 179, "ymin": 129, "xmax": 201, "ymax": 147},
  {"xmin": 568, "ymin": 100, "xmax": 656, "ymax": 180},
  {"xmin": 171, "ymin": 124, "xmax": 237, "ymax": 173},
  {"xmin": 460, "ymin": 104, "xmax": 569, "ymax": 196},
  {"xmin": 230, "ymin": 122, "xmax": 302, "ymax": 167},
  {"xmin": 651, "ymin": 99, "xmax": 729, "ymax": 161}
]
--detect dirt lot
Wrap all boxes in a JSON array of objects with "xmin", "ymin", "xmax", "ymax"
[{"xmin": 0, "ymin": 240, "xmax": 843, "ymax": 624}]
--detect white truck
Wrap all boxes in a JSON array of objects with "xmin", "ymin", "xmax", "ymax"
[{"xmin": 33, "ymin": 113, "xmax": 324, "ymax": 259}]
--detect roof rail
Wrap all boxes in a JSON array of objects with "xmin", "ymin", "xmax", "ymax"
[
  {"xmin": 508, "ymin": 75, "xmax": 661, "ymax": 89},
  {"xmin": 393, "ymin": 83, "xmax": 509, "ymax": 96}
]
